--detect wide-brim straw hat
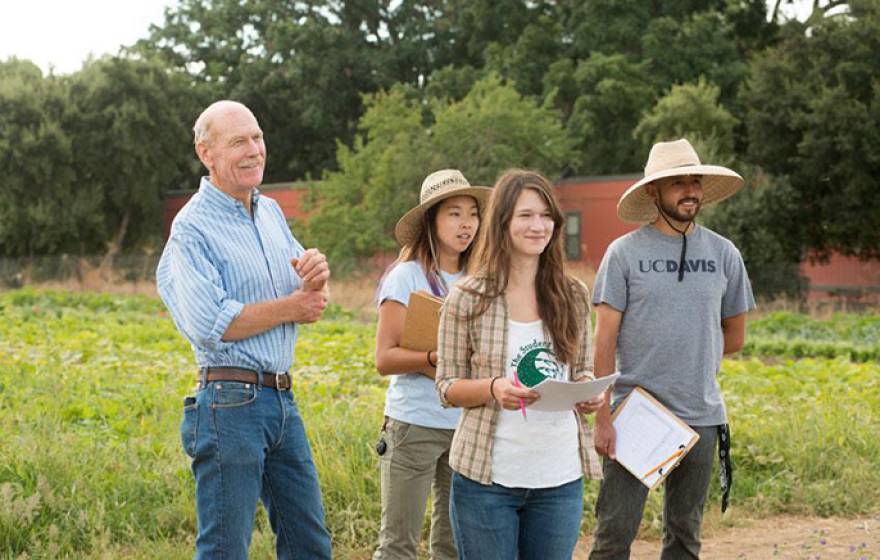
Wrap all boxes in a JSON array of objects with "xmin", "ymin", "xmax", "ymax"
[
  {"xmin": 394, "ymin": 169, "xmax": 491, "ymax": 246},
  {"xmin": 617, "ymin": 139, "xmax": 744, "ymax": 223}
]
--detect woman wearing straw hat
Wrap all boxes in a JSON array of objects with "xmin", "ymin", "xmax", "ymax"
[
  {"xmin": 588, "ymin": 139, "xmax": 756, "ymax": 559},
  {"xmin": 373, "ymin": 169, "xmax": 490, "ymax": 560},
  {"xmin": 435, "ymin": 169, "xmax": 605, "ymax": 560}
]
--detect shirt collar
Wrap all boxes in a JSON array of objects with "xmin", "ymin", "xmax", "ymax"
[{"xmin": 199, "ymin": 177, "xmax": 262, "ymax": 214}]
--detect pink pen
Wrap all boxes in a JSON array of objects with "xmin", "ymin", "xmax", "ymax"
[{"xmin": 513, "ymin": 370, "xmax": 527, "ymax": 420}]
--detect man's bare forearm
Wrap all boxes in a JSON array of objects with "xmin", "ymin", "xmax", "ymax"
[
  {"xmin": 222, "ymin": 290, "xmax": 326, "ymax": 341},
  {"xmin": 222, "ymin": 299, "xmax": 290, "ymax": 341}
]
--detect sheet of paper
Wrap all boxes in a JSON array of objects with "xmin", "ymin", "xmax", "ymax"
[
  {"xmin": 612, "ymin": 389, "xmax": 698, "ymax": 488},
  {"xmin": 529, "ymin": 373, "xmax": 620, "ymax": 412}
]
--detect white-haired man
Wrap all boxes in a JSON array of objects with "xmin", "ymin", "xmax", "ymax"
[{"xmin": 157, "ymin": 100, "xmax": 332, "ymax": 559}]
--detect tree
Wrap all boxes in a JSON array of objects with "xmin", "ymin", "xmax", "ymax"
[
  {"xmin": 634, "ymin": 77, "xmax": 739, "ymax": 161},
  {"xmin": 557, "ymin": 0, "xmax": 659, "ymax": 59},
  {"xmin": 136, "ymin": 1, "xmax": 384, "ymax": 181},
  {"xmin": 557, "ymin": 0, "xmax": 753, "ymax": 59},
  {"xmin": 424, "ymin": 65, "xmax": 484, "ymax": 103},
  {"xmin": 302, "ymin": 74, "xmax": 575, "ymax": 267},
  {"xmin": 483, "ymin": 14, "xmax": 565, "ymax": 97},
  {"xmin": 741, "ymin": 1, "xmax": 880, "ymax": 259},
  {"xmin": 64, "ymin": 56, "xmax": 203, "ymax": 259},
  {"xmin": 134, "ymin": 0, "xmax": 570, "ymax": 181},
  {"xmin": 299, "ymin": 85, "xmax": 431, "ymax": 268},
  {"xmin": 641, "ymin": 10, "xmax": 746, "ymax": 103},
  {"xmin": 0, "ymin": 59, "xmax": 101, "ymax": 257},
  {"xmin": 700, "ymin": 169, "xmax": 806, "ymax": 299},
  {"xmin": 0, "ymin": 56, "xmax": 200, "ymax": 259},
  {"xmin": 429, "ymin": 75, "xmax": 576, "ymax": 185},
  {"xmin": 545, "ymin": 53, "xmax": 655, "ymax": 175}
]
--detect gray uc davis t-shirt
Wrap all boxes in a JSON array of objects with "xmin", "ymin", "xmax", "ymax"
[{"xmin": 592, "ymin": 224, "xmax": 756, "ymax": 426}]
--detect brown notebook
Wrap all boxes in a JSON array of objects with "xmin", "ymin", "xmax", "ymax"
[{"xmin": 400, "ymin": 291, "xmax": 444, "ymax": 352}]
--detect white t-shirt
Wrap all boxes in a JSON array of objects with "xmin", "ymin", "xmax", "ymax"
[
  {"xmin": 376, "ymin": 260, "xmax": 461, "ymax": 429},
  {"xmin": 491, "ymin": 319, "xmax": 581, "ymax": 488}
]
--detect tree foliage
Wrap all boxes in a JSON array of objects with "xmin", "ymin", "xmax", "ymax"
[
  {"xmin": 301, "ymin": 75, "xmax": 574, "ymax": 267},
  {"xmin": 700, "ymin": 169, "xmax": 807, "ymax": 298},
  {"xmin": 2, "ymin": 0, "xmax": 878, "ymax": 277},
  {"xmin": 641, "ymin": 10, "xmax": 747, "ymax": 102},
  {"xmin": 64, "ymin": 57, "xmax": 204, "ymax": 256},
  {"xmin": 635, "ymin": 77, "xmax": 739, "ymax": 161},
  {"xmin": 741, "ymin": 0, "xmax": 880, "ymax": 259},
  {"xmin": 546, "ymin": 53, "xmax": 655, "ymax": 175},
  {"xmin": 0, "ymin": 56, "xmax": 200, "ymax": 257},
  {"xmin": 0, "ymin": 60, "xmax": 101, "ymax": 257}
]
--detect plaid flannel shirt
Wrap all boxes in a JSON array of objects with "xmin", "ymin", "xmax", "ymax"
[{"xmin": 435, "ymin": 275, "xmax": 602, "ymax": 485}]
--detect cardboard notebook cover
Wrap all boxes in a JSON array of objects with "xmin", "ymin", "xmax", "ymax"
[
  {"xmin": 400, "ymin": 291, "xmax": 444, "ymax": 352},
  {"xmin": 611, "ymin": 387, "xmax": 700, "ymax": 490}
]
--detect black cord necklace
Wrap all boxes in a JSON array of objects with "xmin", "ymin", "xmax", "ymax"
[{"xmin": 655, "ymin": 202, "xmax": 693, "ymax": 282}]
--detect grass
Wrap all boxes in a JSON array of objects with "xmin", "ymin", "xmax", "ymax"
[
  {"xmin": 742, "ymin": 311, "xmax": 880, "ymax": 362},
  {"xmin": 0, "ymin": 288, "xmax": 877, "ymax": 558}
]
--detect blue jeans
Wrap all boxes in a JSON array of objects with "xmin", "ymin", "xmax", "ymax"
[
  {"xmin": 449, "ymin": 473, "xmax": 583, "ymax": 560},
  {"xmin": 181, "ymin": 380, "xmax": 332, "ymax": 560}
]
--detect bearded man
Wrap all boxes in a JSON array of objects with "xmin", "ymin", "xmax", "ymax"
[{"xmin": 588, "ymin": 139, "xmax": 756, "ymax": 559}]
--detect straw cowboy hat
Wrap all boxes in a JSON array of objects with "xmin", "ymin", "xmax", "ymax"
[
  {"xmin": 617, "ymin": 139, "xmax": 744, "ymax": 223},
  {"xmin": 394, "ymin": 169, "xmax": 491, "ymax": 246}
]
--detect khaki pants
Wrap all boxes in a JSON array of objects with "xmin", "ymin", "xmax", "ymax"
[{"xmin": 373, "ymin": 418, "xmax": 457, "ymax": 560}]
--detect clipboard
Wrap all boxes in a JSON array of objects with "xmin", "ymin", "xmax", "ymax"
[
  {"xmin": 400, "ymin": 291, "xmax": 443, "ymax": 351},
  {"xmin": 611, "ymin": 387, "xmax": 700, "ymax": 489}
]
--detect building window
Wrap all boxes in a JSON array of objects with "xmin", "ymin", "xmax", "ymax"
[{"xmin": 565, "ymin": 212, "xmax": 581, "ymax": 260}]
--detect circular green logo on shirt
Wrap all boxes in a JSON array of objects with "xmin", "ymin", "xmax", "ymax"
[{"xmin": 516, "ymin": 348, "xmax": 562, "ymax": 387}]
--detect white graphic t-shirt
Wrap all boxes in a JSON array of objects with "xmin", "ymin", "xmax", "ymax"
[{"xmin": 491, "ymin": 319, "xmax": 581, "ymax": 488}]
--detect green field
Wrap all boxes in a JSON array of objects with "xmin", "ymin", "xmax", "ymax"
[
  {"xmin": 742, "ymin": 311, "xmax": 880, "ymax": 362},
  {"xmin": 0, "ymin": 289, "xmax": 878, "ymax": 559}
]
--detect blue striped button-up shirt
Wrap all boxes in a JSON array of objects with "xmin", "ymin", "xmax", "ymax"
[{"xmin": 157, "ymin": 177, "xmax": 305, "ymax": 373}]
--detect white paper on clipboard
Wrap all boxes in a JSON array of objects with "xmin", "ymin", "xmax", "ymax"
[
  {"xmin": 529, "ymin": 373, "xmax": 621, "ymax": 412},
  {"xmin": 611, "ymin": 387, "xmax": 700, "ymax": 489}
]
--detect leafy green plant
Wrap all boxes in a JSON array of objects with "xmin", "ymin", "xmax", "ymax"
[{"xmin": 742, "ymin": 311, "xmax": 880, "ymax": 362}]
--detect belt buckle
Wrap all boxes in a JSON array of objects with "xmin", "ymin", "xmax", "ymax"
[{"xmin": 274, "ymin": 372, "xmax": 290, "ymax": 391}]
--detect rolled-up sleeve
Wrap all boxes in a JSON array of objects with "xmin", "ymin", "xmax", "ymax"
[
  {"xmin": 436, "ymin": 285, "xmax": 473, "ymax": 407},
  {"xmin": 157, "ymin": 234, "xmax": 244, "ymax": 351},
  {"xmin": 572, "ymin": 281, "xmax": 594, "ymax": 382}
]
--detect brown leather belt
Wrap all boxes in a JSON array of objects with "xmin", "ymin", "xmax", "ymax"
[{"xmin": 200, "ymin": 367, "xmax": 292, "ymax": 391}]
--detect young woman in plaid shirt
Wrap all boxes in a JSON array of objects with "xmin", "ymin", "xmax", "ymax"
[{"xmin": 436, "ymin": 169, "xmax": 605, "ymax": 560}]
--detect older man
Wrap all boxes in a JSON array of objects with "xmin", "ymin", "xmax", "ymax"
[
  {"xmin": 588, "ymin": 139, "xmax": 756, "ymax": 559},
  {"xmin": 157, "ymin": 100, "xmax": 332, "ymax": 559}
]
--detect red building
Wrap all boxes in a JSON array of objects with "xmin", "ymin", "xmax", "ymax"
[
  {"xmin": 800, "ymin": 253, "xmax": 880, "ymax": 303},
  {"xmin": 163, "ymin": 177, "xmax": 880, "ymax": 304},
  {"xmin": 554, "ymin": 175, "xmax": 641, "ymax": 271}
]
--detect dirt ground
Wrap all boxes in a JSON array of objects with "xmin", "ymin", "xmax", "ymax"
[{"xmin": 575, "ymin": 515, "xmax": 879, "ymax": 559}]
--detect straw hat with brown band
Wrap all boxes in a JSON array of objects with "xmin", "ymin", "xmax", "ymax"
[
  {"xmin": 394, "ymin": 169, "xmax": 491, "ymax": 247},
  {"xmin": 617, "ymin": 139, "xmax": 745, "ymax": 281}
]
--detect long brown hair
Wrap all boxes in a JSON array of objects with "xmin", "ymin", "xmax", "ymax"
[{"xmin": 466, "ymin": 169, "xmax": 585, "ymax": 366}]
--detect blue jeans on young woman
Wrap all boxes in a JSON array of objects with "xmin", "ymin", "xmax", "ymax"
[
  {"xmin": 449, "ymin": 472, "xmax": 584, "ymax": 560},
  {"xmin": 180, "ymin": 379, "xmax": 332, "ymax": 560}
]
